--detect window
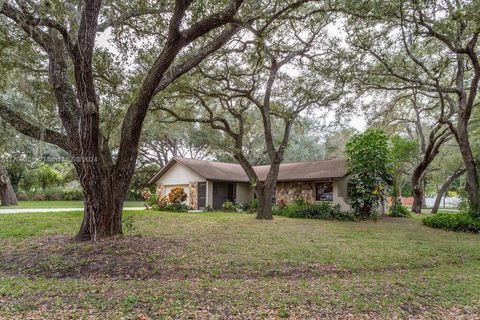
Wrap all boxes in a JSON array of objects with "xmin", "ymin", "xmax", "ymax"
[{"xmin": 316, "ymin": 182, "xmax": 333, "ymax": 201}]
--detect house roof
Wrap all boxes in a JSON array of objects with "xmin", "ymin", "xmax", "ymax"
[{"xmin": 149, "ymin": 157, "xmax": 348, "ymax": 184}]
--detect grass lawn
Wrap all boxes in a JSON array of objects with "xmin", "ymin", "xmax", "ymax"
[
  {"xmin": 9, "ymin": 200, "xmax": 145, "ymax": 209},
  {"xmin": 0, "ymin": 211, "xmax": 479, "ymax": 319}
]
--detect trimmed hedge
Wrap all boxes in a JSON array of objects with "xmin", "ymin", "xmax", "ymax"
[
  {"xmin": 17, "ymin": 188, "xmax": 142, "ymax": 201},
  {"xmin": 273, "ymin": 202, "xmax": 357, "ymax": 221},
  {"xmin": 17, "ymin": 188, "xmax": 83, "ymax": 201},
  {"xmin": 423, "ymin": 213, "xmax": 480, "ymax": 233}
]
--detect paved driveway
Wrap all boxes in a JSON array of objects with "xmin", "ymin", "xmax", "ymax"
[{"xmin": 0, "ymin": 207, "xmax": 145, "ymax": 214}]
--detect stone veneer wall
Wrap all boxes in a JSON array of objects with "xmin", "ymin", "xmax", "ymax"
[
  {"xmin": 156, "ymin": 182, "xmax": 164, "ymax": 197},
  {"xmin": 189, "ymin": 182, "xmax": 198, "ymax": 209},
  {"xmin": 276, "ymin": 181, "xmax": 315, "ymax": 205}
]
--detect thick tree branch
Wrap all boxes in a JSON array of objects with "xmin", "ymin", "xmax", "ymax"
[
  {"xmin": 0, "ymin": 102, "xmax": 69, "ymax": 151},
  {"xmin": 0, "ymin": 2, "xmax": 52, "ymax": 50},
  {"xmin": 154, "ymin": 25, "xmax": 240, "ymax": 95},
  {"xmin": 114, "ymin": 0, "xmax": 245, "ymax": 187}
]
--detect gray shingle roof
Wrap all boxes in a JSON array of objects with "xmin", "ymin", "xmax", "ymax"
[{"xmin": 149, "ymin": 157, "xmax": 348, "ymax": 184}]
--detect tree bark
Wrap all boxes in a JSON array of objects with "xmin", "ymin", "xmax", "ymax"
[
  {"xmin": 431, "ymin": 169, "xmax": 465, "ymax": 214},
  {"xmin": 410, "ymin": 126, "xmax": 451, "ymax": 213},
  {"xmin": 255, "ymin": 184, "xmax": 274, "ymax": 220},
  {"xmin": 0, "ymin": 163, "xmax": 17, "ymax": 206},
  {"xmin": 75, "ymin": 163, "xmax": 125, "ymax": 241},
  {"xmin": 456, "ymin": 122, "xmax": 480, "ymax": 216},
  {"xmin": 411, "ymin": 167, "xmax": 426, "ymax": 213}
]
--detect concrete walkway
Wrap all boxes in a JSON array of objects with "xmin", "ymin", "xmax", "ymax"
[{"xmin": 0, "ymin": 207, "xmax": 145, "ymax": 214}]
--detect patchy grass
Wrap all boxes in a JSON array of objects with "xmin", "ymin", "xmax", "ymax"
[
  {"xmin": 10, "ymin": 200, "xmax": 144, "ymax": 209},
  {"xmin": 0, "ymin": 211, "xmax": 479, "ymax": 319}
]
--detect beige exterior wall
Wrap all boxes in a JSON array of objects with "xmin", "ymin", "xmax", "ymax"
[
  {"xmin": 156, "ymin": 162, "xmax": 206, "ymax": 208},
  {"xmin": 158, "ymin": 162, "xmax": 206, "ymax": 185},
  {"xmin": 236, "ymin": 183, "xmax": 254, "ymax": 204},
  {"xmin": 332, "ymin": 178, "xmax": 350, "ymax": 211}
]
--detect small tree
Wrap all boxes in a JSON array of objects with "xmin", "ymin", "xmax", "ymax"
[
  {"xmin": 346, "ymin": 129, "xmax": 393, "ymax": 219},
  {"xmin": 35, "ymin": 163, "xmax": 62, "ymax": 190},
  {"xmin": 123, "ymin": 215, "xmax": 136, "ymax": 247},
  {"xmin": 390, "ymin": 135, "xmax": 417, "ymax": 202}
]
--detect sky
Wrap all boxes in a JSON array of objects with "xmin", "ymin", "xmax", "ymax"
[{"xmin": 349, "ymin": 115, "xmax": 367, "ymax": 131}]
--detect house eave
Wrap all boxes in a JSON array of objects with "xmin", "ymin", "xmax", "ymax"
[{"xmin": 276, "ymin": 175, "xmax": 348, "ymax": 183}]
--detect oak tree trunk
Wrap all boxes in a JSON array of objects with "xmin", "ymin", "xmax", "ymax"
[
  {"xmin": 76, "ymin": 190, "xmax": 124, "ymax": 241},
  {"xmin": 457, "ymin": 124, "xmax": 480, "ymax": 216},
  {"xmin": 255, "ymin": 185, "xmax": 274, "ymax": 220},
  {"xmin": 431, "ymin": 169, "xmax": 465, "ymax": 214},
  {"xmin": 74, "ymin": 161, "xmax": 128, "ymax": 241},
  {"xmin": 0, "ymin": 163, "xmax": 17, "ymax": 206},
  {"xmin": 412, "ymin": 174, "xmax": 425, "ymax": 213}
]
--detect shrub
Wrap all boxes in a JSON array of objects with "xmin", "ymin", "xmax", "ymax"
[
  {"xmin": 156, "ymin": 195, "xmax": 169, "ymax": 210},
  {"xmin": 388, "ymin": 203, "xmax": 411, "ymax": 217},
  {"xmin": 149, "ymin": 189, "xmax": 189, "ymax": 213},
  {"xmin": 222, "ymin": 200, "xmax": 238, "ymax": 212},
  {"xmin": 167, "ymin": 187, "xmax": 188, "ymax": 205},
  {"xmin": 293, "ymin": 196, "xmax": 307, "ymax": 206},
  {"xmin": 62, "ymin": 189, "xmax": 84, "ymax": 200},
  {"xmin": 153, "ymin": 195, "xmax": 188, "ymax": 212},
  {"xmin": 423, "ymin": 213, "xmax": 480, "ymax": 233},
  {"xmin": 145, "ymin": 193, "xmax": 159, "ymax": 208},
  {"xmin": 18, "ymin": 188, "xmax": 83, "ymax": 201},
  {"xmin": 346, "ymin": 129, "xmax": 393, "ymax": 219},
  {"xmin": 241, "ymin": 199, "xmax": 258, "ymax": 213},
  {"xmin": 142, "ymin": 189, "xmax": 152, "ymax": 201},
  {"xmin": 273, "ymin": 201, "xmax": 356, "ymax": 221},
  {"xmin": 204, "ymin": 205, "xmax": 214, "ymax": 212},
  {"xmin": 164, "ymin": 203, "xmax": 189, "ymax": 212},
  {"xmin": 277, "ymin": 198, "xmax": 287, "ymax": 208}
]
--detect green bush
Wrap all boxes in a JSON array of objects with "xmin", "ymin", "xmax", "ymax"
[
  {"xmin": 423, "ymin": 213, "xmax": 480, "ymax": 233},
  {"xmin": 164, "ymin": 203, "xmax": 189, "ymax": 212},
  {"xmin": 241, "ymin": 199, "xmax": 258, "ymax": 213},
  {"xmin": 346, "ymin": 129, "xmax": 393, "ymax": 219},
  {"xmin": 222, "ymin": 200, "xmax": 238, "ymax": 212},
  {"xmin": 204, "ymin": 205, "xmax": 214, "ymax": 212},
  {"xmin": 273, "ymin": 202, "xmax": 356, "ymax": 221},
  {"xmin": 388, "ymin": 203, "xmax": 411, "ymax": 217},
  {"xmin": 146, "ymin": 194, "xmax": 159, "ymax": 207},
  {"xmin": 17, "ymin": 188, "xmax": 83, "ymax": 201}
]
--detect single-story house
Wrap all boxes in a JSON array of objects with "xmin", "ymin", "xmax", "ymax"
[{"xmin": 149, "ymin": 157, "xmax": 353, "ymax": 211}]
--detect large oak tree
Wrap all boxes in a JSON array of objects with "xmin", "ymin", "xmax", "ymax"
[{"xmin": 0, "ymin": 0, "xmax": 250, "ymax": 240}]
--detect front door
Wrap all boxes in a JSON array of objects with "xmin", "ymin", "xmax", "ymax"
[{"xmin": 212, "ymin": 182, "xmax": 236, "ymax": 210}]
